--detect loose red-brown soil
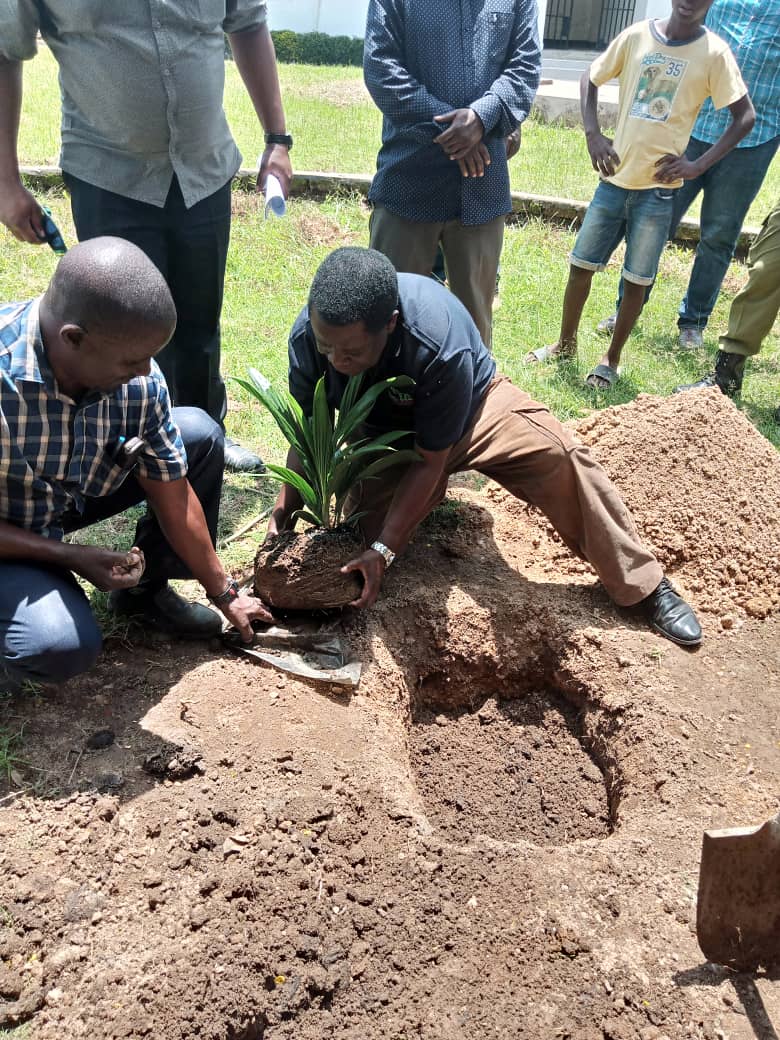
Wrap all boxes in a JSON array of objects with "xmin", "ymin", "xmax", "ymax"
[
  {"xmin": 411, "ymin": 693, "xmax": 613, "ymax": 845},
  {"xmin": 1, "ymin": 390, "xmax": 779, "ymax": 1039}
]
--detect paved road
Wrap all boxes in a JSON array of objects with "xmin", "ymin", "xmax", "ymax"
[{"xmin": 541, "ymin": 51, "xmax": 597, "ymax": 81}]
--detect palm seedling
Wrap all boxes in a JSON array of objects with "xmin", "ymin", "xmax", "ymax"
[{"xmin": 235, "ymin": 368, "xmax": 420, "ymax": 608}]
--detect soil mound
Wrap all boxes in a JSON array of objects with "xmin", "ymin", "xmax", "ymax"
[{"xmin": 570, "ymin": 390, "xmax": 780, "ymax": 623}]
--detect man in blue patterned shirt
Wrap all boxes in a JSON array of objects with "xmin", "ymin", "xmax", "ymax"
[
  {"xmin": 598, "ymin": 0, "xmax": 779, "ymax": 351},
  {"xmin": 364, "ymin": 0, "xmax": 541, "ymax": 349},
  {"xmin": 1, "ymin": 238, "xmax": 272, "ymax": 687}
]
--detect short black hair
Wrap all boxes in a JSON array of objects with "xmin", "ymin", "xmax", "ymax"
[
  {"xmin": 308, "ymin": 247, "xmax": 399, "ymax": 333},
  {"xmin": 44, "ymin": 236, "xmax": 176, "ymax": 338}
]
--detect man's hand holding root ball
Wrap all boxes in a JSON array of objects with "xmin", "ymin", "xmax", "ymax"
[
  {"xmin": 340, "ymin": 445, "xmax": 449, "ymax": 610},
  {"xmin": 341, "ymin": 548, "xmax": 388, "ymax": 609}
]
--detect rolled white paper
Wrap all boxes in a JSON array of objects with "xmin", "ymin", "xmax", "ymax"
[{"xmin": 264, "ymin": 173, "xmax": 287, "ymax": 219}]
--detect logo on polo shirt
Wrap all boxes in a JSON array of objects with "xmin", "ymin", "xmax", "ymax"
[{"xmin": 388, "ymin": 386, "xmax": 414, "ymax": 407}]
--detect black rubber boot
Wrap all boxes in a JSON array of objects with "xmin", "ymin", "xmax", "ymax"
[
  {"xmin": 109, "ymin": 584, "xmax": 223, "ymax": 639},
  {"xmin": 674, "ymin": 350, "xmax": 746, "ymax": 397}
]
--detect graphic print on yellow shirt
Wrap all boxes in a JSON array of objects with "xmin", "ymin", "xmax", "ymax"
[
  {"xmin": 631, "ymin": 53, "xmax": 690, "ymax": 122},
  {"xmin": 589, "ymin": 21, "xmax": 747, "ymax": 191}
]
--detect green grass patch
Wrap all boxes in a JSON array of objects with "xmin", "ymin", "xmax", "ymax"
[
  {"xmin": 0, "ymin": 717, "xmax": 26, "ymax": 783},
  {"xmin": 2, "ymin": 191, "xmax": 778, "ymax": 459},
  {"xmin": 0, "ymin": 1026, "xmax": 32, "ymax": 1040},
  {"xmin": 16, "ymin": 47, "xmax": 779, "ymax": 224}
]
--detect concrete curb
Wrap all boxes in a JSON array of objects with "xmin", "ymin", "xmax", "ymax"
[
  {"xmin": 532, "ymin": 80, "xmax": 618, "ymax": 128},
  {"xmin": 20, "ymin": 165, "xmax": 760, "ymax": 257}
]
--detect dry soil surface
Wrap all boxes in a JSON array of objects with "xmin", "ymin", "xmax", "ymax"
[{"xmin": 1, "ymin": 390, "xmax": 779, "ymax": 1040}]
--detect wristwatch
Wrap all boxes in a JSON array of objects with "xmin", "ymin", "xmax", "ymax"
[
  {"xmin": 371, "ymin": 541, "xmax": 396, "ymax": 568},
  {"xmin": 265, "ymin": 132, "xmax": 293, "ymax": 150},
  {"xmin": 208, "ymin": 577, "xmax": 240, "ymax": 607}
]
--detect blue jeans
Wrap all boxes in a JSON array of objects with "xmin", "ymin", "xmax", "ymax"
[
  {"xmin": 0, "ymin": 408, "xmax": 224, "ymax": 686},
  {"xmin": 615, "ymin": 135, "xmax": 780, "ymax": 327},
  {"xmin": 572, "ymin": 181, "xmax": 676, "ymax": 285}
]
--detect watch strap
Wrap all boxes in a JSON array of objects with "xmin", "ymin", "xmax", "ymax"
[
  {"xmin": 371, "ymin": 541, "xmax": 396, "ymax": 567},
  {"xmin": 208, "ymin": 577, "xmax": 240, "ymax": 607},
  {"xmin": 265, "ymin": 132, "xmax": 293, "ymax": 150}
]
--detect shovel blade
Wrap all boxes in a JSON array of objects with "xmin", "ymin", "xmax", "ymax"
[{"xmin": 696, "ymin": 816, "xmax": 780, "ymax": 970}]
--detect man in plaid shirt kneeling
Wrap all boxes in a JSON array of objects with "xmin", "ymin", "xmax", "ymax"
[{"xmin": 0, "ymin": 237, "xmax": 272, "ymax": 686}]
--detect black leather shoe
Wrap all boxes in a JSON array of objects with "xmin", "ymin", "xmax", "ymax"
[
  {"xmin": 224, "ymin": 438, "xmax": 266, "ymax": 474},
  {"xmin": 109, "ymin": 584, "xmax": 223, "ymax": 639},
  {"xmin": 674, "ymin": 350, "xmax": 745, "ymax": 397},
  {"xmin": 641, "ymin": 577, "xmax": 702, "ymax": 647}
]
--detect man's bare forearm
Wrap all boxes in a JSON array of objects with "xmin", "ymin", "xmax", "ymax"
[
  {"xmin": 0, "ymin": 519, "xmax": 76, "ymax": 566},
  {"xmin": 229, "ymin": 24, "xmax": 286, "ymax": 133},
  {"xmin": 377, "ymin": 450, "xmax": 449, "ymax": 554},
  {"xmin": 692, "ymin": 98, "xmax": 755, "ymax": 175},
  {"xmin": 140, "ymin": 478, "xmax": 228, "ymax": 597},
  {"xmin": 580, "ymin": 74, "xmax": 601, "ymax": 138},
  {"xmin": 0, "ymin": 58, "xmax": 23, "ymax": 185}
]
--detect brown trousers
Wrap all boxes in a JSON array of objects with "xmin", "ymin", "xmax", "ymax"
[
  {"xmin": 347, "ymin": 377, "xmax": 663, "ymax": 607},
  {"xmin": 369, "ymin": 204, "xmax": 505, "ymax": 350}
]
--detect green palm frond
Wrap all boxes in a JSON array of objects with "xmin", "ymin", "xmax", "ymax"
[{"xmin": 236, "ymin": 370, "xmax": 420, "ymax": 529}]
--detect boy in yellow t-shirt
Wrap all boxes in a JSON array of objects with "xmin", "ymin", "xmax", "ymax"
[{"xmin": 527, "ymin": 0, "xmax": 754, "ymax": 390}]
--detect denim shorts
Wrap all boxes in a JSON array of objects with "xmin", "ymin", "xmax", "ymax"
[{"xmin": 570, "ymin": 180, "xmax": 676, "ymax": 285}]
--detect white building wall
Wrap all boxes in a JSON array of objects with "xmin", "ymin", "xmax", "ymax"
[
  {"xmin": 634, "ymin": 0, "xmax": 672, "ymax": 20},
  {"xmin": 268, "ymin": 0, "xmax": 369, "ymax": 36},
  {"xmin": 537, "ymin": 0, "xmax": 548, "ymax": 42}
]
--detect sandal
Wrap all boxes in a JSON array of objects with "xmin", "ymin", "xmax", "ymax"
[
  {"xmin": 585, "ymin": 363, "xmax": 620, "ymax": 390},
  {"xmin": 524, "ymin": 343, "xmax": 576, "ymax": 365}
]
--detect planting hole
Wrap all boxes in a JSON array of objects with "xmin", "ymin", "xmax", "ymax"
[{"xmin": 410, "ymin": 688, "xmax": 614, "ymax": 846}]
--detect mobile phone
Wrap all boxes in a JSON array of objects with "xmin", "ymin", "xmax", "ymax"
[
  {"xmin": 41, "ymin": 206, "xmax": 67, "ymax": 255},
  {"xmin": 110, "ymin": 436, "xmax": 147, "ymax": 471}
]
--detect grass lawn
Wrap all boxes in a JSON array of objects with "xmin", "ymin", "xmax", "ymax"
[{"xmin": 2, "ymin": 50, "xmax": 779, "ymax": 584}]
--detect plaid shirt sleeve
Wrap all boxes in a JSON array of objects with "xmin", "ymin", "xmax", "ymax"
[{"xmin": 133, "ymin": 365, "xmax": 188, "ymax": 483}]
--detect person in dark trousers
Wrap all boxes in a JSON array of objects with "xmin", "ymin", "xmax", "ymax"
[
  {"xmin": 676, "ymin": 199, "xmax": 780, "ymax": 411},
  {"xmin": 0, "ymin": 239, "xmax": 272, "ymax": 688},
  {"xmin": 0, "ymin": 0, "xmax": 293, "ymax": 473},
  {"xmin": 363, "ymin": 0, "xmax": 541, "ymax": 350},
  {"xmin": 596, "ymin": 0, "xmax": 779, "ymax": 349},
  {"xmin": 527, "ymin": 0, "xmax": 753, "ymax": 390},
  {"xmin": 267, "ymin": 247, "xmax": 703, "ymax": 648}
]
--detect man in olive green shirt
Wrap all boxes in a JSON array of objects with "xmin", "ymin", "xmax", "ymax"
[{"xmin": 0, "ymin": 0, "xmax": 292, "ymax": 472}]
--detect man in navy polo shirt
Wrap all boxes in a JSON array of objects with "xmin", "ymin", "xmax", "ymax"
[{"xmin": 267, "ymin": 247, "xmax": 703, "ymax": 647}]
